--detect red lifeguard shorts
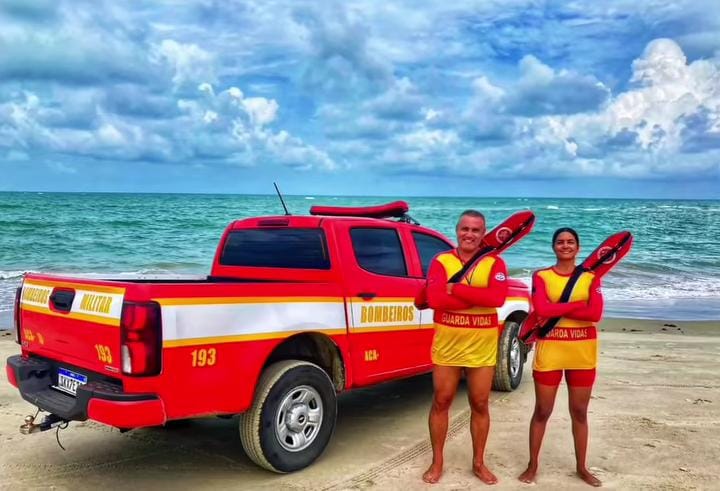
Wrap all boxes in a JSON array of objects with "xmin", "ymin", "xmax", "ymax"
[{"xmin": 533, "ymin": 368, "xmax": 596, "ymax": 387}]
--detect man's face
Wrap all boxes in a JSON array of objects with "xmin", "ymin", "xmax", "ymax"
[{"xmin": 455, "ymin": 215, "xmax": 486, "ymax": 254}]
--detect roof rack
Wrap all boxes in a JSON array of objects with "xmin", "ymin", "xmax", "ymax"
[{"xmin": 309, "ymin": 200, "xmax": 420, "ymax": 225}]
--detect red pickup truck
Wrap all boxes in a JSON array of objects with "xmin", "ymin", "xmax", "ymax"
[{"xmin": 6, "ymin": 201, "xmax": 530, "ymax": 473}]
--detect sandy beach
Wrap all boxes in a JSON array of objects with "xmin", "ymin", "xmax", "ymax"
[{"xmin": 1, "ymin": 318, "xmax": 718, "ymax": 490}]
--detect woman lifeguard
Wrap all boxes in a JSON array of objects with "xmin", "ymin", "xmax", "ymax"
[{"xmin": 519, "ymin": 228, "xmax": 603, "ymax": 487}]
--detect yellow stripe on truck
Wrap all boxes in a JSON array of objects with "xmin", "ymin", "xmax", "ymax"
[
  {"xmin": 21, "ymin": 304, "xmax": 121, "ymax": 327},
  {"xmin": 23, "ymin": 280, "xmax": 126, "ymax": 295}
]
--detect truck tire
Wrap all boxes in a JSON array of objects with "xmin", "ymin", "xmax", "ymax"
[
  {"xmin": 493, "ymin": 320, "xmax": 524, "ymax": 391},
  {"xmin": 239, "ymin": 360, "xmax": 337, "ymax": 473}
]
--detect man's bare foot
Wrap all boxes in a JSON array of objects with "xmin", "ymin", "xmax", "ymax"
[
  {"xmin": 518, "ymin": 464, "xmax": 537, "ymax": 484},
  {"xmin": 577, "ymin": 468, "xmax": 602, "ymax": 487},
  {"xmin": 473, "ymin": 463, "xmax": 498, "ymax": 485},
  {"xmin": 422, "ymin": 461, "xmax": 443, "ymax": 484}
]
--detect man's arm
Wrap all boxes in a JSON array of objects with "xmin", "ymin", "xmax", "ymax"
[
  {"xmin": 450, "ymin": 257, "xmax": 509, "ymax": 308},
  {"xmin": 531, "ymin": 272, "xmax": 585, "ymax": 318},
  {"xmin": 427, "ymin": 259, "xmax": 472, "ymax": 311}
]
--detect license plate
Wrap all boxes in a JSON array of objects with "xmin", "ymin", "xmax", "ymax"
[{"xmin": 55, "ymin": 368, "xmax": 87, "ymax": 396}]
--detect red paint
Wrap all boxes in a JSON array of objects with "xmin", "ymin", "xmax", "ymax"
[
  {"xmin": 9, "ymin": 202, "xmax": 531, "ymax": 430},
  {"xmin": 310, "ymin": 201, "xmax": 409, "ymax": 218},
  {"xmin": 6, "ymin": 364, "xmax": 17, "ymax": 388},
  {"xmin": 87, "ymin": 398, "xmax": 166, "ymax": 428}
]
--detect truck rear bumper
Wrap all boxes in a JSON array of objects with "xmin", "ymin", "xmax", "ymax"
[{"xmin": 7, "ymin": 355, "xmax": 166, "ymax": 428}]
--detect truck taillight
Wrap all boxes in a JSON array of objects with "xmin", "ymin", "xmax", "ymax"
[
  {"xmin": 120, "ymin": 301, "xmax": 161, "ymax": 376},
  {"xmin": 13, "ymin": 287, "xmax": 22, "ymax": 345}
]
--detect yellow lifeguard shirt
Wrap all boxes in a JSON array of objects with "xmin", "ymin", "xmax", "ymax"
[
  {"xmin": 431, "ymin": 251, "xmax": 501, "ymax": 368},
  {"xmin": 533, "ymin": 268, "xmax": 600, "ymax": 371}
]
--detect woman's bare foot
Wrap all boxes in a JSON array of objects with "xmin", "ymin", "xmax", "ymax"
[
  {"xmin": 473, "ymin": 463, "xmax": 498, "ymax": 485},
  {"xmin": 518, "ymin": 464, "xmax": 538, "ymax": 484},
  {"xmin": 577, "ymin": 468, "xmax": 602, "ymax": 487},
  {"xmin": 422, "ymin": 461, "xmax": 443, "ymax": 484}
]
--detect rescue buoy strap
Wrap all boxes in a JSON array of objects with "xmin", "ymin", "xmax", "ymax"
[{"xmin": 448, "ymin": 214, "xmax": 535, "ymax": 284}]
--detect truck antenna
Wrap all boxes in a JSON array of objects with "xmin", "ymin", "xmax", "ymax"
[{"xmin": 273, "ymin": 182, "xmax": 291, "ymax": 215}]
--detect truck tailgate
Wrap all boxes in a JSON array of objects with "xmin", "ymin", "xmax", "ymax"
[{"xmin": 19, "ymin": 277, "xmax": 125, "ymax": 378}]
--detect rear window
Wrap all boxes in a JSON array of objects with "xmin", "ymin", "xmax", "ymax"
[{"xmin": 220, "ymin": 229, "xmax": 331, "ymax": 269}]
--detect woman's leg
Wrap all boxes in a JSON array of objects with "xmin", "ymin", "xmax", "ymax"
[
  {"xmin": 567, "ymin": 370, "xmax": 601, "ymax": 487},
  {"xmin": 518, "ymin": 371, "xmax": 561, "ymax": 483}
]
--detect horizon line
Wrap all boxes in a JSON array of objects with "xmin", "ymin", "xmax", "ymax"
[{"xmin": 0, "ymin": 190, "xmax": 719, "ymax": 202}]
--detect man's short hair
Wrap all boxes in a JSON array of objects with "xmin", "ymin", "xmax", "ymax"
[{"xmin": 457, "ymin": 209, "xmax": 485, "ymax": 228}]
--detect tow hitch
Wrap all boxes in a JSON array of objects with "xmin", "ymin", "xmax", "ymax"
[{"xmin": 20, "ymin": 412, "xmax": 69, "ymax": 435}]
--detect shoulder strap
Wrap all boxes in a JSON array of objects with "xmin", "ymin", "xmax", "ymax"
[
  {"xmin": 447, "ymin": 246, "xmax": 493, "ymax": 283},
  {"xmin": 448, "ymin": 212, "xmax": 534, "ymax": 283},
  {"xmin": 537, "ymin": 267, "xmax": 585, "ymax": 338}
]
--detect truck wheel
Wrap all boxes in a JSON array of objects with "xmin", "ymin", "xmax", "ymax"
[
  {"xmin": 493, "ymin": 320, "xmax": 524, "ymax": 392},
  {"xmin": 239, "ymin": 360, "xmax": 337, "ymax": 473}
]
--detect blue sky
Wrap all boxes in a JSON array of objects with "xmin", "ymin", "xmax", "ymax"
[{"xmin": 1, "ymin": 0, "xmax": 719, "ymax": 198}]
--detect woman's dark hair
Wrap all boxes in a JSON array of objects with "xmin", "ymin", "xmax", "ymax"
[{"xmin": 552, "ymin": 227, "xmax": 579, "ymax": 245}]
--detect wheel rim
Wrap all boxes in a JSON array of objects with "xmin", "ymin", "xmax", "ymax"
[
  {"xmin": 275, "ymin": 385, "xmax": 324, "ymax": 452},
  {"xmin": 510, "ymin": 336, "xmax": 521, "ymax": 379}
]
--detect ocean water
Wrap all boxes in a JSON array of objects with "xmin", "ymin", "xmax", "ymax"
[{"xmin": 1, "ymin": 192, "xmax": 719, "ymax": 326}]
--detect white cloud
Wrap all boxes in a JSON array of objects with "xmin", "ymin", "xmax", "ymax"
[
  {"xmin": 152, "ymin": 39, "xmax": 217, "ymax": 90},
  {"xmin": 292, "ymin": 4, "xmax": 394, "ymax": 95},
  {"xmin": 365, "ymin": 77, "xmax": 425, "ymax": 121},
  {"xmin": 0, "ymin": 82, "xmax": 335, "ymax": 171},
  {"xmin": 242, "ymin": 97, "xmax": 279, "ymax": 127},
  {"xmin": 472, "ymin": 76, "xmax": 505, "ymax": 106},
  {"xmin": 0, "ymin": 6, "xmax": 152, "ymax": 85},
  {"xmin": 535, "ymin": 38, "xmax": 720, "ymax": 175},
  {"xmin": 97, "ymin": 123, "xmax": 126, "ymax": 146},
  {"xmin": 398, "ymin": 129, "xmax": 459, "ymax": 149},
  {"xmin": 182, "ymin": 83, "xmax": 335, "ymax": 170},
  {"xmin": 505, "ymin": 55, "xmax": 610, "ymax": 116},
  {"xmin": 266, "ymin": 130, "xmax": 336, "ymax": 171},
  {"xmin": 605, "ymin": 38, "xmax": 720, "ymax": 151},
  {"xmin": 0, "ymin": 1, "xmax": 719, "ymax": 190},
  {"xmin": 423, "ymin": 108, "xmax": 441, "ymax": 122},
  {"xmin": 202, "ymin": 110, "xmax": 218, "ymax": 124}
]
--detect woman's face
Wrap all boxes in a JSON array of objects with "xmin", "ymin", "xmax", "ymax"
[{"xmin": 553, "ymin": 231, "xmax": 579, "ymax": 261}]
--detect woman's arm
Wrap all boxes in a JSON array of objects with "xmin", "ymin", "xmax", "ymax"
[
  {"xmin": 531, "ymin": 272, "xmax": 585, "ymax": 318},
  {"xmin": 565, "ymin": 277, "xmax": 604, "ymax": 322},
  {"xmin": 450, "ymin": 257, "xmax": 509, "ymax": 308},
  {"xmin": 426, "ymin": 259, "xmax": 472, "ymax": 311}
]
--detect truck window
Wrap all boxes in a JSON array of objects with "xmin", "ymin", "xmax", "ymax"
[
  {"xmin": 412, "ymin": 232, "xmax": 453, "ymax": 276},
  {"xmin": 220, "ymin": 229, "xmax": 330, "ymax": 269},
  {"xmin": 350, "ymin": 228, "xmax": 407, "ymax": 277}
]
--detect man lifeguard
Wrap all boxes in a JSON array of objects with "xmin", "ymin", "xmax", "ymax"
[{"xmin": 422, "ymin": 210, "xmax": 509, "ymax": 485}]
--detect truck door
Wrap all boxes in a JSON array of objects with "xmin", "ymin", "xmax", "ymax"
[
  {"xmin": 336, "ymin": 223, "xmax": 425, "ymax": 386},
  {"xmin": 408, "ymin": 231, "xmax": 455, "ymax": 363}
]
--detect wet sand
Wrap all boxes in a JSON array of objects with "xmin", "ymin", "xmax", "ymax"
[{"xmin": 0, "ymin": 318, "xmax": 718, "ymax": 490}]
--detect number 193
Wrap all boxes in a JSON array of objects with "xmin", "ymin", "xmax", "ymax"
[{"xmin": 191, "ymin": 348, "xmax": 217, "ymax": 367}]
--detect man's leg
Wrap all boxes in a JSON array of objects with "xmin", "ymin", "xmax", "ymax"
[
  {"xmin": 466, "ymin": 366, "xmax": 497, "ymax": 484},
  {"xmin": 567, "ymin": 370, "xmax": 601, "ymax": 487},
  {"xmin": 518, "ymin": 372, "xmax": 561, "ymax": 484},
  {"xmin": 423, "ymin": 365, "xmax": 463, "ymax": 484}
]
